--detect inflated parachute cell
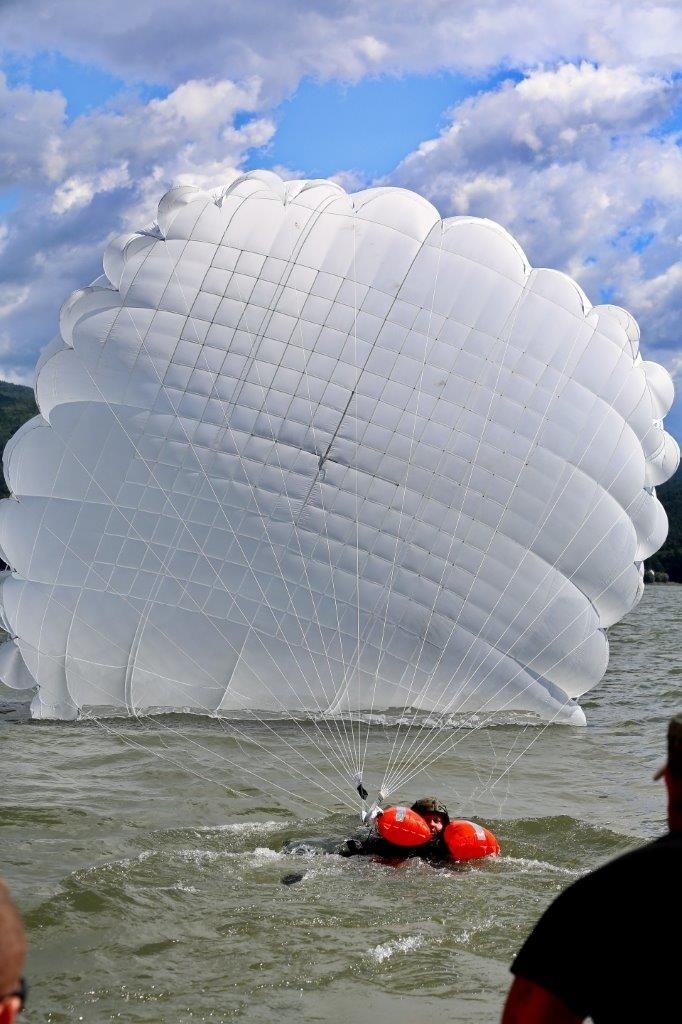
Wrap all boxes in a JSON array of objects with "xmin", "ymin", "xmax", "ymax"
[{"xmin": 0, "ymin": 171, "xmax": 677, "ymax": 724}]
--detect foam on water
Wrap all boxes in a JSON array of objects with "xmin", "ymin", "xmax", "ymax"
[
  {"xmin": 499, "ymin": 856, "xmax": 580, "ymax": 876},
  {"xmin": 192, "ymin": 820, "xmax": 287, "ymax": 835},
  {"xmin": 368, "ymin": 935, "xmax": 425, "ymax": 963}
]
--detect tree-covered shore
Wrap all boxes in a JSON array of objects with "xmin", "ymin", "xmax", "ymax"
[
  {"xmin": 646, "ymin": 470, "xmax": 681, "ymax": 582},
  {"xmin": 0, "ymin": 381, "xmax": 37, "ymax": 497},
  {"xmin": 0, "ymin": 379, "xmax": 679, "ymax": 580}
]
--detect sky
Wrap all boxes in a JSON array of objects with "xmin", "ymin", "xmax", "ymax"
[{"xmin": 0, "ymin": 0, "xmax": 681, "ymax": 441}]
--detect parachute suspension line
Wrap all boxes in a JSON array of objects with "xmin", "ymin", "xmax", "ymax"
[
  {"xmin": 286, "ymin": 212, "xmax": 362, "ymax": 782},
  {"xmin": 382, "ymin": 700, "xmax": 572, "ymax": 823},
  {"xmin": 213, "ymin": 190, "xmax": 370, "ymax": 784},
  {"xmin": 398, "ymin": 692, "xmax": 577, "ymax": 809},
  {"xmin": 359, "ymin": 218, "xmax": 446, "ymax": 791},
  {"xmin": 112, "ymin": 294, "xmax": 359, "ymax": 799},
  {"xmin": 299, "ymin": 201, "xmax": 450, "ymax": 796},
  {"xmin": 216, "ymin": 193, "xmax": 373, "ymax": 783},
  {"xmin": 389, "ymin": 557, "xmax": 637, "ymax": 795},
  {"xmin": 153, "ymin": 192, "xmax": 368, "ymax": 794},
  {"xmin": 114, "ymin": 305, "xmax": 358, "ymax": 798},
  {"xmin": 281, "ymin": 193, "xmax": 366, "ymax": 775},
  {"xmin": 380, "ymin": 284, "xmax": 595, "ymax": 793},
  {"xmin": 26, "ymin": 583, "xmax": 358, "ymax": 816},
  {"xmin": 322, "ymin": 288, "xmax": 524, "ymax": 794},
  {"xmin": 299, "ymin": 199, "xmax": 366, "ymax": 784},
  {"xmin": 380, "ymin": 277, "xmax": 544, "ymax": 790},
  {"xmin": 33, "ymin": 524, "xmax": 359, "ymax": 811},
  {"xmin": 353, "ymin": 203, "xmax": 362, "ymax": 784},
  {"xmin": 383, "ymin": 333, "xmax": 643, "ymax": 797},
  {"xmin": 28, "ymin": 432, "xmax": 103, "ymax": 712},
  {"xmin": 382, "ymin": 289, "xmax": 641, "ymax": 795},
  {"xmin": 83, "ymin": 711, "xmax": 352, "ymax": 816},
  {"xmin": 470, "ymin": 699, "xmax": 574, "ymax": 804},
  {"xmin": 155, "ymin": 199, "xmax": 357, "ymax": 776},
  {"xmin": 56, "ymin": 185, "xmax": 362, "ymax": 800},
  {"xmin": 445, "ymin": 416, "xmax": 633, "ymax": 715},
  {"xmin": 315, "ymin": 199, "xmax": 363, "ymax": 784},
  {"xmin": 37, "ymin": 257, "xmax": 364, "ymax": 807},
  {"xmin": 380, "ymin": 267, "xmax": 533, "ymax": 796},
  {"xmin": 203, "ymin": 193, "xmax": 360, "ymax": 779},
  {"xmin": 111, "ymin": 203, "xmax": 361, "ymax": 789},
  {"xmin": 301, "ymin": 198, "xmax": 365, "ymax": 787}
]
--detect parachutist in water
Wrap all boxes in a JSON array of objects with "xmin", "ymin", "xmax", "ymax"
[
  {"xmin": 282, "ymin": 797, "xmax": 498, "ymax": 864},
  {"xmin": 282, "ymin": 797, "xmax": 500, "ymax": 863},
  {"xmin": 338, "ymin": 797, "xmax": 451, "ymax": 862}
]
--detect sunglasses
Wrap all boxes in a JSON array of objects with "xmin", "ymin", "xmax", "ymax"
[{"xmin": 2, "ymin": 976, "xmax": 27, "ymax": 1012}]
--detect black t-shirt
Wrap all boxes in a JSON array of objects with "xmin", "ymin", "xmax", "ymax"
[{"xmin": 510, "ymin": 831, "xmax": 681, "ymax": 1023}]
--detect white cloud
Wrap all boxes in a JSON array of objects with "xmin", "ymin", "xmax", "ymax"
[
  {"xmin": 0, "ymin": 349, "xmax": 34, "ymax": 385},
  {"xmin": 0, "ymin": 72, "xmax": 65, "ymax": 186},
  {"xmin": 356, "ymin": 35, "xmax": 390, "ymax": 63},
  {"xmin": 390, "ymin": 63, "xmax": 682, "ymax": 353},
  {"xmin": 629, "ymin": 262, "xmax": 682, "ymax": 312},
  {"xmin": 0, "ymin": 72, "xmax": 272, "ymax": 381},
  {"xmin": 667, "ymin": 354, "xmax": 682, "ymax": 382},
  {"xmin": 52, "ymin": 162, "xmax": 130, "ymax": 214},
  {"xmin": 0, "ymin": 285, "xmax": 29, "ymax": 318},
  {"xmin": 1, "ymin": 2, "xmax": 681, "ymax": 97}
]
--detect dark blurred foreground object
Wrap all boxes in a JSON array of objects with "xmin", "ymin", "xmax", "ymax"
[
  {"xmin": 501, "ymin": 714, "xmax": 682, "ymax": 1024},
  {"xmin": 0, "ymin": 876, "xmax": 27, "ymax": 1021}
]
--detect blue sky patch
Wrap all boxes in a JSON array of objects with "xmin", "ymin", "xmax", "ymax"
[
  {"xmin": 1, "ymin": 49, "xmax": 166, "ymax": 120},
  {"xmin": 631, "ymin": 231, "xmax": 654, "ymax": 253},
  {"xmin": 0, "ymin": 188, "xmax": 20, "ymax": 216},
  {"xmin": 248, "ymin": 70, "xmax": 519, "ymax": 180}
]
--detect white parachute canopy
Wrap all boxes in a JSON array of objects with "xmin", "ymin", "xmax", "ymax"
[{"xmin": 0, "ymin": 171, "xmax": 678, "ymax": 793}]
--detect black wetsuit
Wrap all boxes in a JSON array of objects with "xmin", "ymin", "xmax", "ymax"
[
  {"xmin": 338, "ymin": 828, "xmax": 449, "ymax": 862},
  {"xmin": 282, "ymin": 825, "xmax": 451, "ymax": 862}
]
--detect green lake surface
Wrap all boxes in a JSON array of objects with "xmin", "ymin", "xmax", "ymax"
[{"xmin": 1, "ymin": 586, "xmax": 680, "ymax": 1023}]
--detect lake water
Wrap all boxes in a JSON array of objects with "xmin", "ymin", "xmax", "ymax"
[{"xmin": 1, "ymin": 585, "xmax": 680, "ymax": 1023}]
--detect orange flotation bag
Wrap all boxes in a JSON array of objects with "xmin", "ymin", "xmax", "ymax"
[
  {"xmin": 444, "ymin": 820, "xmax": 500, "ymax": 860},
  {"xmin": 376, "ymin": 806, "xmax": 432, "ymax": 847}
]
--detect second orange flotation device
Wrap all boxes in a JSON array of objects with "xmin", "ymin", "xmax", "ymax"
[
  {"xmin": 443, "ymin": 819, "xmax": 500, "ymax": 860},
  {"xmin": 377, "ymin": 807, "xmax": 500, "ymax": 859}
]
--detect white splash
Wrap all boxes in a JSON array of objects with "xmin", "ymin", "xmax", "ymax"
[{"xmin": 368, "ymin": 934, "xmax": 424, "ymax": 963}]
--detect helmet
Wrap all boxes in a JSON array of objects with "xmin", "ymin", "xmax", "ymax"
[{"xmin": 410, "ymin": 797, "xmax": 450, "ymax": 825}]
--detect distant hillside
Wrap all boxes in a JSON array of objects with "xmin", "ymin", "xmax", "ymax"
[
  {"xmin": 646, "ymin": 468, "xmax": 682, "ymax": 582},
  {"xmin": 0, "ymin": 378, "xmax": 678, "ymax": 578},
  {"xmin": 0, "ymin": 381, "xmax": 38, "ymax": 497}
]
